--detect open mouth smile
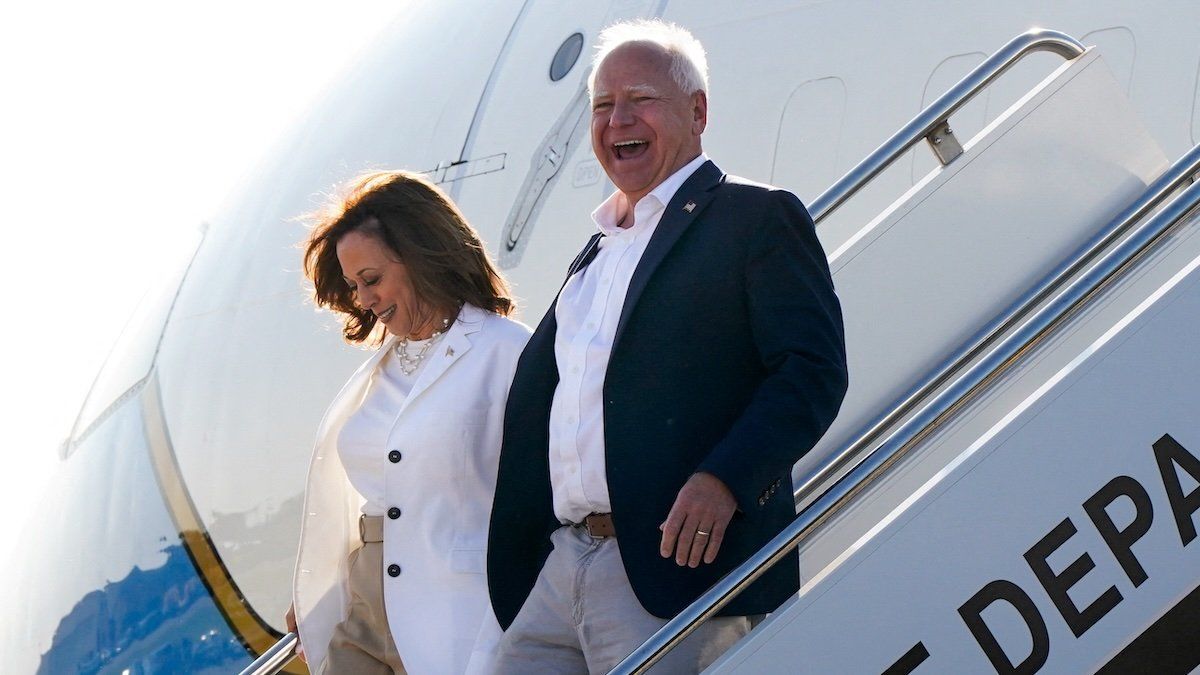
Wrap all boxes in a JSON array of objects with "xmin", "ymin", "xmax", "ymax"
[
  {"xmin": 613, "ymin": 139, "xmax": 649, "ymax": 160},
  {"xmin": 376, "ymin": 305, "xmax": 397, "ymax": 322}
]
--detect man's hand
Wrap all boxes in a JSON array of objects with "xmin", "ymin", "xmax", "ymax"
[
  {"xmin": 284, "ymin": 603, "xmax": 306, "ymax": 663},
  {"xmin": 659, "ymin": 472, "xmax": 737, "ymax": 567}
]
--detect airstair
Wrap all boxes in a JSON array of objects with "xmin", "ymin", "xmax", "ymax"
[
  {"xmin": 615, "ymin": 29, "xmax": 1200, "ymax": 675},
  {"xmin": 242, "ymin": 28, "xmax": 1200, "ymax": 675}
]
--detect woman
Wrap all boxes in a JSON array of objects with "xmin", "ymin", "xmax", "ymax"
[{"xmin": 285, "ymin": 170, "xmax": 528, "ymax": 674}]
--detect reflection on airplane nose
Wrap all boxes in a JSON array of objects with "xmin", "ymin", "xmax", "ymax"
[{"xmin": 7, "ymin": 387, "xmax": 252, "ymax": 673}]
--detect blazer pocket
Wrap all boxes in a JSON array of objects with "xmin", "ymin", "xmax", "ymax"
[{"xmin": 449, "ymin": 547, "xmax": 485, "ymax": 575}]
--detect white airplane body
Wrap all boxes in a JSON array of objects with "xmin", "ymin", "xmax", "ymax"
[{"xmin": 5, "ymin": 1, "xmax": 1199, "ymax": 672}]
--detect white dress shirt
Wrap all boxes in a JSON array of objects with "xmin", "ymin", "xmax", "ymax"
[{"xmin": 549, "ymin": 153, "xmax": 709, "ymax": 523}]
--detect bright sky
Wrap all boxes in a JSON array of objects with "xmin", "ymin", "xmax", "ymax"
[{"xmin": 0, "ymin": 1, "xmax": 402, "ymax": 563}]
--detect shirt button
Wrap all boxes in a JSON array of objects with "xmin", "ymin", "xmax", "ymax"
[
  {"xmin": 387, "ymin": 564, "xmax": 401, "ymax": 577},
  {"xmin": 567, "ymin": 417, "xmax": 577, "ymax": 425},
  {"xmin": 570, "ymin": 366, "xmax": 581, "ymax": 374},
  {"xmin": 387, "ymin": 507, "xmax": 401, "ymax": 519},
  {"xmin": 388, "ymin": 450, "xmax": 402, "ymax": 463}
]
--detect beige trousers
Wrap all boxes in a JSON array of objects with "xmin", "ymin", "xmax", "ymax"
[
  {"xmin": 320, "ymin": 540, "xmax": 408, "ymax": 675},
  {"xmin": 494, "ymin": 525, "xmax": 753, "ymax": 674}
]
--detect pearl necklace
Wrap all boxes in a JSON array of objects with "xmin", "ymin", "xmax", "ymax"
[{"xmin": 393, "ymin": 317, "xmax": 451, "ymax": 375}]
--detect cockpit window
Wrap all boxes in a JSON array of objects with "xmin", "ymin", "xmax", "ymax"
[{"xmin": 64, "ymin": 227, "xmax": 204, "ymax": 456}]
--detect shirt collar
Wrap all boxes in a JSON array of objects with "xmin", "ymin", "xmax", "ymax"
[{"xmin": 591, "ymin": 152, "xmax": 710, "ymax": 236}]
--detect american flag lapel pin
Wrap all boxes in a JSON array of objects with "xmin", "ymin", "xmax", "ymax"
[{"xmin": 683, "ymin": 201, "xmax": 696, "ymax": 213}]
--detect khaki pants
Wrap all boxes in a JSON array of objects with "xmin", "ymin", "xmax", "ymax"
[
  {"xmin": 494, "ymin": 525, "xmax": 752, "ymax": 674},
  {"xmin": 321, "ymin": 541, "xmax": 407, "ymax": 674}
]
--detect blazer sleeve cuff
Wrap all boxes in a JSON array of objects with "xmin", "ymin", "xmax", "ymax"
[{"xmin": 696, "ymin": 453, "xmax": 785, "ymax": 514}]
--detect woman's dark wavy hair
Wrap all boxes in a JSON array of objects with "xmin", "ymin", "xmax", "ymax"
[{"xmin": 304, "ymin": 170, "xmax": 514, "ymax": 344}]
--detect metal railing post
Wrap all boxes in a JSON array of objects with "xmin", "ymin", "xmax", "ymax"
[
  {"xmin": 808, "ymin": 28, "xmax": 1085, "ymax": 225},
  {"xmin": 238, "ymin": 632, "xmax": 298, "ymax": 675}
]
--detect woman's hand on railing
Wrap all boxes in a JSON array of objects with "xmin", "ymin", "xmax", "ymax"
[{"xmin": 284, "ymin": 604, "xmax": 306, "ymax": 663}]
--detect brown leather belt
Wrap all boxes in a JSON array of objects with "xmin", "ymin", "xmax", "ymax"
[
  {"xmin": 575, "ymin": 512, "xmax": 615, "ymax": 538},
  {"xmin": 359, "ymin": 514, "xmax": 384, "ymax": 543}
]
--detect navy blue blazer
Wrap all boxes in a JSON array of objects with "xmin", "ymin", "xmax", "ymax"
[{"xmin": 487, "ymin": 160, "xmax": 848, "ymax": 626}]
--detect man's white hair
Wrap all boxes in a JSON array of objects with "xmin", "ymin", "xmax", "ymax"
[{"xmin": 587, "ymin": 19, "xmax": 709, "ymax": 98}]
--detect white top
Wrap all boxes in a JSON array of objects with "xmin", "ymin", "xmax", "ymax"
[
  {"xmin": 549, "ymin": 153, "xmax": 709, "ymax": 523},
  {"xmin": 337, "ymin": 336, "xmax": 438, "ymax": 516},
  {"xmin": 293, "ymin": 305, "xmax": 531, "ymax": 674}
]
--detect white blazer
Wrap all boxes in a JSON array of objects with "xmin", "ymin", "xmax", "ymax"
[{"xmin": 293, "ymin": 304, "xmax": 530, "ymax": 673}]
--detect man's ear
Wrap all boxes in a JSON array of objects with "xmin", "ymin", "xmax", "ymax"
[{"xmin": 692, "ymin": 90, "xmax": 708, "ymax": 135}]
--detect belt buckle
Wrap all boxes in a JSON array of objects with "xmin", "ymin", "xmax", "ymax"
[
  {"xmin": 358, "ymin": 514, "xmax": 367, "ymax": 543},
  {"xmin": 584, "ymin": 513, "xmax": 614, "ymax": 538}
]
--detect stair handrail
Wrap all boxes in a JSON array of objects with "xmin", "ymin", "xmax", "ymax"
[
  {"xmin": 808, "ymin": 28, "xmax": 1085, "ymax": 224},
  {"xmin": 611, "ymin": 120, "xmax": 1200, "ymax": 675},
  {"xmin": 238, "ymin": 631, "xmax": 298, "ymax": 675},
  {"xmin": 794, "ymin": 140, "xmax": 1200, "ymax": 511}
]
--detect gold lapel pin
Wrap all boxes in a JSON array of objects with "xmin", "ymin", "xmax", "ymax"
[{"xmin": 683, "ymin": 201, "xmax": 696, "ymax": 213}]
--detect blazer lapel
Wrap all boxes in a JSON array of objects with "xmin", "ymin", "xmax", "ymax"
[
  {"xmin": 394, "ymin": 304, "xmax": 482, "ymax": 415},
  {"xmin": 567, "ymin": 232, "xmax": 604, "ymax": 279},
  {"xmin": 535, "ymin": 230, "xmax": 604, "ymax": 356},
  {"xmin": 614, "ymin": 160, "xmax": 724, "ymax": 342}
]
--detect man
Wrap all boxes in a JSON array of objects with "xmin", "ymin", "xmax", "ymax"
[{"xmin": 487, "ymin": 19, "xmax": 847, "ymax": 673}]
